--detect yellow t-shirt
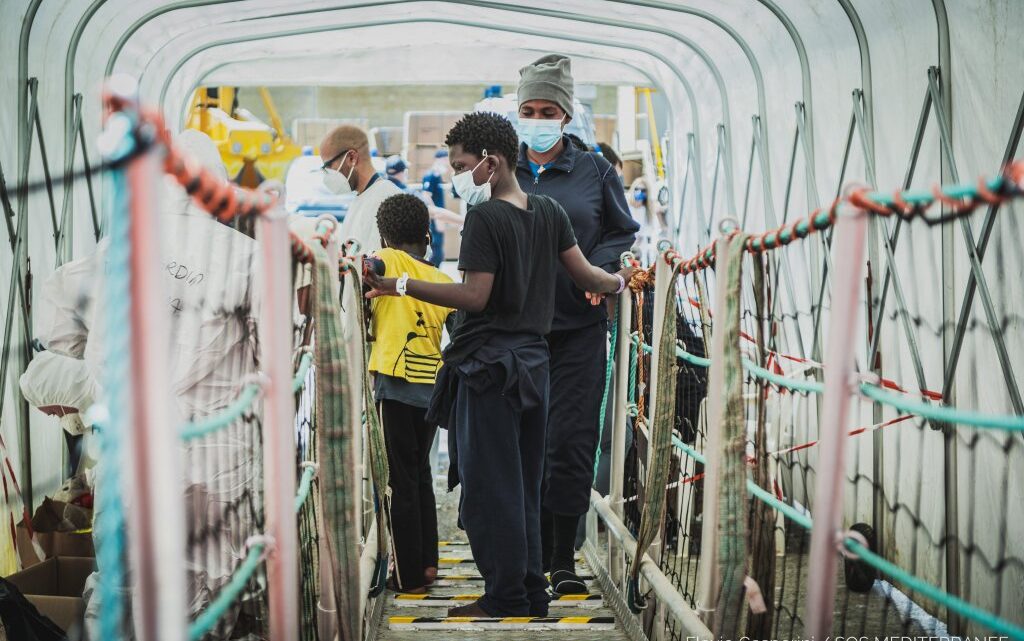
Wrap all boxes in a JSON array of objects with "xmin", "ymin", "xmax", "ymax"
[{"xmin": 369, "ymin": 248, "xmax": 454, "ymax": 384}]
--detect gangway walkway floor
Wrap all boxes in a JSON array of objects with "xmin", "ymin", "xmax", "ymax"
[{"xmin": 372, "ymin": 473, "xmax": 629, "ymax": 641}]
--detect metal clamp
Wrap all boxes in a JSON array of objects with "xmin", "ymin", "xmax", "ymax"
[
  {"xmin": 343, "ymin": 238, "xmax": 362, "ymax": 255},
  {"xmin": 717, "ymin": 216, "xmax": 740, "ymax": 236}
]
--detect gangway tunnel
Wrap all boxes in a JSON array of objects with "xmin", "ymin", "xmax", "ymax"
[{"xmin": 1, "ymin": 1, "xmax": 1024, "ymax": 640}]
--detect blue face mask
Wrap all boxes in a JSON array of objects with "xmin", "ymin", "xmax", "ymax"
[{"xmin": 517, "ymin": 117, "xmax": 564, "ymax": 153}]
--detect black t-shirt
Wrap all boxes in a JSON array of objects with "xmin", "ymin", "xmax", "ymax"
[{"xmin": 444, "ymin": 194, "xmax": 577, "ymax": 364}]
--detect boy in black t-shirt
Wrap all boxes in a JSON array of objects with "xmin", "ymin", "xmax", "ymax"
[{"xmin": 364, "ymin": 112, "xmax": 634, "ymax": 618}]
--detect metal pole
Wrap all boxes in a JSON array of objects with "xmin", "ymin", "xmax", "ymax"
[
  {"xmin": 124, "ymin": 129, "xmax": 186, "ymax": 641},
  {"xmin": 258, "ymin": 206, "xmax": 299, "ymax": 640},
  {"xmin": 609, "ymin": 288, "xmax": 632, "ymax": 585},
  {"xmin": 805, "ymin": 202, "xmax": 867, "ymax": 639}
]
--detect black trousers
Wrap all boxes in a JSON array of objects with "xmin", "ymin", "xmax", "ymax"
[
  {"xmin": 543, "ymin": 320, "xmax": 608, "ymax": 517},
  {"xmin": 379, "ymin": 400, "xmax": 439, "ymax": 590},
  {"xmin": 454, "ymin": 361, "xmax": 550, "ymax": 616}
]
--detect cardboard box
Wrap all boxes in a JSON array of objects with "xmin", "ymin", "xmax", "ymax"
[
  {"xmin": 593, "ymin": 115, "xmax": 617, "ymax": 146},
  {"xmin": 17, "ymin": 523, "xmax": 95, "ymax": 568},
  {"xmin": 6, "ymin": 556, "xmax": 95, "ymax": 632}
]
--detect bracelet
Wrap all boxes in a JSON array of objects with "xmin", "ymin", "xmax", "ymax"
[
  {"xmin": 613, "ymin": 272, "xmax": 626, "ymax": 295},
  {"xmin": 396, "ymin": 273, "xmax": 410, "ymax": 297}
]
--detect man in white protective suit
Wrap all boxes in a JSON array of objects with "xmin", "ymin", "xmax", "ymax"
[{"xmin": 28, "ymin": 129, "xmax": 262, "ymax": 640}]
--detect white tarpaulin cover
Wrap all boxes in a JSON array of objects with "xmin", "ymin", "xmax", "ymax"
[{"xmin": 1, "ymin": 0, "xmax": 1023, "ymax": 632}]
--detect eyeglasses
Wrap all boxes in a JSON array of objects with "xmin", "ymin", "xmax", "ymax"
[{"xmin": 318, "ymin": 148, "xmax": 353, "ymax": 173}]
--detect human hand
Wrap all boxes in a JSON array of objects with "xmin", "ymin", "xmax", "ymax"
[{"xmin": 363, "ymin": 269, "xmax": 398, "ymax": 298}]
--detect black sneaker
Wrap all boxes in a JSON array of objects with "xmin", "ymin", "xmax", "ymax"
[{"xmin": 550, "ymin": 569, "xmax": 588, "ymax": 595}]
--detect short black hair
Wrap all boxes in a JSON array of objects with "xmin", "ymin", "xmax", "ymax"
[
  {"xmin": 445, "ymin": 112, "xmax": 519, "ymax": 166},
  {"xmin": 376, "ymin": 194, "xmax": 429, "ymax": 245},
  {"xmin": 597, "ymin": 142, "xmax": 621, "ymax": 168}
]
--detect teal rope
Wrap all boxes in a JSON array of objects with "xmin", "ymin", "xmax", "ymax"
[
  {"xmin": 188, "ymin": 543, "xmax": 264, "ymax": 640},
  {"xmin": 627, "ymin": 338, "xmax": 638, "ymax": 416},
  {"xmin": 181, "ymin": 352, "xmax": 315, "ymax": 441},
  {"xmin": 181, "ymin": 384, "xmax": 261, "ymax": 440},
  {"xmin": 291, "ymin": 352, "xmax": 313, "ymax": 393},
  {"xmin": 593, "ymin": 313, "xmax": 618, "ymax": 482},
  {"xmin": 293, "ymin": 464, "xmax": 317, "ymax": 514},
  {"xmin": 844, "ymin": 540, "xmax": 1024, "ymax": 641},
  {"xmin": 669, "ymin": 436, "xmax": 1024, "ymax": 639},
  {"xmin": 636, "ymin": 337, "xmax": 711, "ymax": 368},
  {"xmin": 743, "ymin": 357, "xmax": 824, "ymax": 395},
  {"xmin": 859, "ymin": 383, "xmax": 1024, "ymax": 431},
  {"xmin": 649, "ymin": 339, "xmax": 1022, "ymax": 430},
  {"xmin": 189, "ymin": 461, "xmax": 319, "ymax": 641},
  {"xmin": 95, "ymin": 146, "xmax": 132, "ymax": 640}
]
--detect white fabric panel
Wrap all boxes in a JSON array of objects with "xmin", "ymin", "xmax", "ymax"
[
  {"xmin": 200, "ymin": 48, "xmax": 650, "ymax": 89},
  {"xmin": 2, "ymin": 0, "xmax": 1023, "ymax": 627}
]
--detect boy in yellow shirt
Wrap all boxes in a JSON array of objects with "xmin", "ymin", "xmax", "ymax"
[{"xmin": 368, "ymin": 193, "xmax": 453, "ymax": 593}]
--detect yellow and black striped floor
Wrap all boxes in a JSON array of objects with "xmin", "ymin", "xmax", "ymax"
[{"xmin": 373, "ymin": 481, "xmax": 628, "ymax": 640}]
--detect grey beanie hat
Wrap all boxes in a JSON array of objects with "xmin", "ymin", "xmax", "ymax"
[{"xmin": 517, "ymin": 54, "xmax": 574, "ymax": 117}]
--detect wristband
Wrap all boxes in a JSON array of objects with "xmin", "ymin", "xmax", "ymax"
[
  {"xmin": 396, "ymin": 273, "xmax": 410, "ymax": 297},
  {"xmin": 613, "ymin": 272, "xmax": 626, "ymax": 295}
]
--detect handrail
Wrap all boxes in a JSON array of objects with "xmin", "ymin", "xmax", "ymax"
[{"xmin": 590, "ymin": 490, "xmax": 714, "ymax": 640}]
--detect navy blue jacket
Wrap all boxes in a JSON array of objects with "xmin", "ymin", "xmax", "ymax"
[{"xmin": 516, "ymin": 137, "xmax": 639, "ymax": 331}]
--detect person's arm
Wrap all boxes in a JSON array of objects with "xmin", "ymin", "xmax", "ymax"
[
  {"xmin": 364, "ymin": 269, "xmax": 494, "ymax": 313},
  {"xmin": 559, "ymin": 245, "xmax": 634, "ymax": 300},
  {"xmin": 589, "ymin": 163, "xmax": 641, "ymax": 270}
]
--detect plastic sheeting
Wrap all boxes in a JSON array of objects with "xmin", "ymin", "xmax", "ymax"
[{"xmin": 1, "ymin": 0, "xmax": 1023, "ymax": 632}]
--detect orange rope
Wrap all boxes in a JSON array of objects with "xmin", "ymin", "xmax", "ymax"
[{"xmin": 669, "ymin": 160, "xmax": 1024, "ymax": 276}]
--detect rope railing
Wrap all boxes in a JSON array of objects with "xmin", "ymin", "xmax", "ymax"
[
  {"xmin": 610, "ymin": 163, "xmax": 1024, "ymax": 639},
  {"xmin": 188, "ymin": 460, "xmax": 319, "ymax": 641},
  {"xmin": 666, "ymin": 160, "xmax": 1024, "ymax": 275},
  {"xmin": 635, "ymin": 335, "xmax": 1024, "ymax": 428},
  {"xmin": 667, "ymin": 434, "xmax": 1024, "ymax": 640},
  {"xmin": 91, "ymin": 86, "xmax": 350, "ymax": 640},
  {"xmin": 180, "ymin": 352, "xmax": 315, "ymax": 441}
]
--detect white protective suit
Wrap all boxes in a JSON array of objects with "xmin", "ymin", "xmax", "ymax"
[
  {"xmin": 19, "ymin": 350, "xmax": 98, "ymax": 436},
  {"xmin": 36, "ymin": 130, "xmax": 263, "ymax": 640}
]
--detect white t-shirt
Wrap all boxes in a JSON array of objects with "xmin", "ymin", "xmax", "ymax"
[{"xmin": 338, "ymin": 175, "xmax": 402, "ymax": 254}]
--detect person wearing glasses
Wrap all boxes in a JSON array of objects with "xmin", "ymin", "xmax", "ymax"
[{"xmin": 319, "ymin": 125, "xmax": 401, "ymax": 254}]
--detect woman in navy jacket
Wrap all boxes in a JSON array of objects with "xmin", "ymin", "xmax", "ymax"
[{"xmin": 515, "ymin": 54, "xmax": 640, "ymax": 595}]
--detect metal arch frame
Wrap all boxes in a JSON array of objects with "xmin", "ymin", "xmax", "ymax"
[
  {"xmin": 150, "ymin": 15, "xmax": 708, "ymax": 237},
  {"xmin": 147, "ymin": 0, "xmax": 726, "ymax": 133},
  {"xmin": 58, "ymin": 0, "xmax": 114, "ymax": 266},
  {"xmin": 64, "ymin": 0, "xmax": 827, "ymax": 246},
  {"xmin": 187, "ymin": 49, "xmax": 660, "ymax": 119},
  {"xmin": 602, "ymin": 0, "xmax": 811, "ymax": 221},
  {"xmin": 11, "ymin": 0, "xmax": 45, "ymax": 513},
  {"xmin": 229, "ymin": 0, "xmax": 743, "ymax": 220},
  {"xmin": 139, "ymin": 0, "xmax": 726, "ymax": 225},
  {"xmin": 836, "ymin": 0, "xmax": 875, "ymax": 164}
]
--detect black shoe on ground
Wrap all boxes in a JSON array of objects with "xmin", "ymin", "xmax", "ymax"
[{"xmin": 549, "ymin": 568, "xmax": 588, "ymax": 595}]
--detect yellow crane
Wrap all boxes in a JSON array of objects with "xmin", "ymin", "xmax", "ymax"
[{"xmin": 185, "ymin": 86, "xmax": 303, "ymax": 187}]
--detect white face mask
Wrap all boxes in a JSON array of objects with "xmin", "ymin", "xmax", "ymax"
[
  {"xmin": 451, "ymin": 152, "xmax": 493, "ymax": 206},
  {"xmin": 322, "ymin": 151, "xmax": 356, "ymax": 195}
]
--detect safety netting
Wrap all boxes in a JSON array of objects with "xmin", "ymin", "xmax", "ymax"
[
  {"xmin": 17, "ymin": 85, "xmax": 386, "ymax": 640},
  {"xmin": 603, "ymin": 163, "xmax": 1024, "ymax": 640}
]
